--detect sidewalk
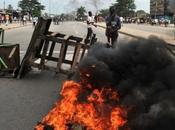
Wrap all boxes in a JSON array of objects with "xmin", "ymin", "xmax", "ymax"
[
  {"xmin": 97, "ymin": 22, "xmax": 175, "ymax": 45},
  {"xmin": 0, "ymin": 22, "xmax": 32, "ymax": 30}
]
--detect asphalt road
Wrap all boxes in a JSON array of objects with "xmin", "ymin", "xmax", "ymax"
[
  {"xmin": 123, "ymin": 23, "xmax": 174, "ymax": 37},
  {"xmin": 4, "ymin": 21, "xmax": 130, "ymax": 52},
  {"xmin": 0, "ymin": 21, "xmax": 131, "ymax": 130},
  {"xmin": 1, "ymin": 21, "xmax": 174, "ymax": 130}
]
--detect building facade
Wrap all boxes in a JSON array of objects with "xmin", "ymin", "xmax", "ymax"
[{"xmin": 150, "ymin": 0, "xmax": 174, "ymax": 21}]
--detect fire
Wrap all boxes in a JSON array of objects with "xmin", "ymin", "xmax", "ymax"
[{"xmin": 35, "ymin": 81, "xmax": 128, "ymax": 130}]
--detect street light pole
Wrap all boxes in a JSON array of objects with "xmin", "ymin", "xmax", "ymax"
[
  {"xmin": 3, "ymin": 0, "xmax": 5, "ymax": 10},
  {"xmin": 49, "ymin": 0, "xmax": 51, "ymax": 16}
]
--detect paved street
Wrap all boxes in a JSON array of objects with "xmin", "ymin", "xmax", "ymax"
[
  {"xmin": 97, "ymin": 22, "xmax": 175, "ymax": 45},
  {"xmin": 0, "ymin": 21, "xmax": 131, "ymax": 130},
  {"xmin": 4, "ymin": 21, "xmax": 130, "ymax": 51},
  {"xmin": 123, "ymin": 23, "xmax": 174, "ymax": 38},
  {"xmin": 0, "ymin": 21, "xmax": 175, "ymax": 130}
]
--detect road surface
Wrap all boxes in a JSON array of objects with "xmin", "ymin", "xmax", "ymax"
[
  {"xmin": 0, "ymin": 21, "xmax": 131, "ymax": 130},
  {"xmin": 4, "ymin": 21, "xmax": 130, "ymax": 52},
  {"xmin": 123, "ymin": 23, "xmax": 174, "ymax": 38}
]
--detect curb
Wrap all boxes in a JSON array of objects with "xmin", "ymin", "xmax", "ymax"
[
  {"xmin": 97, "ymin": 24, "xmax": 144, "ymax": 40},
  {"xmin": 97, "ymin": 24, "xmax": 175, "ymax": 44},
  {"xmin": 1, "ymin": 23, "xmax": 32, "ymax": 31},
  {"xmin": 97, "ymin": 24, "xmax": 175, "ymax": 54}
]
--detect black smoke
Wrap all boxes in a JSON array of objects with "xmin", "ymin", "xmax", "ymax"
[{"xmin": 76, "ymin": 36, "xmax": 175, "ymax": 130}]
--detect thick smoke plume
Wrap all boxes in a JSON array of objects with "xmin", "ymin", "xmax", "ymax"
[
  {"xmin": 75, "ymin": 36, "xmax": 175, "ymax": 130},
  {"xmin": 66, "ymin": 0, "xmax": 102, "ymax": 12},
  {"xmin": 89, "ymin": 0, "xmax": 101, "ymax": 10}
]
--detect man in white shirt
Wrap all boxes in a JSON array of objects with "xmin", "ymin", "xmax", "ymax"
[{"xmin": 85, "ymin": 11, "xmax": 97, "ymax": 44}]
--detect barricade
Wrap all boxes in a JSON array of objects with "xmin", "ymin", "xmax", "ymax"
[
  {"xmin": 0, "ymin": 28, "xmax": 4, "ymax": 44},
  {"xmin": 0, "ymin": 44, "xmax": 20, "ymax": 77},
  {"xmin": 17, "ymin": 17, "xmax": 89, "ymax": 78}
]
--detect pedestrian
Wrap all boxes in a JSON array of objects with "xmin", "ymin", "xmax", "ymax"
[
  {"xmin": 5, "ymin": 14, "xmax": 9, "ymax": 26},
  {"xmin": 0, "ymin": 14, "xmax": 2, "ymax": 25},
  {"xmin": 32, "ymin": 17, "xmax": 37, "ymax": 27},
  {"xmin": 85, "ymin": 11, "xmax": 97, "ymax": 44},
  {"xmin": 23, "ymin": 16, "xmax": 26, "ymax": 25},
  {"xmin": 105, "ymin": 6, "xmax": 121, "ymax": 48}
]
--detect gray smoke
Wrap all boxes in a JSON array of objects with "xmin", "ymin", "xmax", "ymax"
[
  {"xmin": 89, "ymin": 0, "xmax": 101, "ymax": 10},
  {"xmin": 66, "ymin": 0, "xmax": 102, "ymax": 12},
  {"xmin": 75, "ymin": 36, "xmax": 175, "ymax": 130},
  {"xmin": 65, "ymin": 0, "xmax": 81, "ymax": 12}
]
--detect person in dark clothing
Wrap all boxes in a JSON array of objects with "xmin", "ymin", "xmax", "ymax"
[{"xmin": 105, "ymin": 6, "xmax": 121, "ymax": 47}]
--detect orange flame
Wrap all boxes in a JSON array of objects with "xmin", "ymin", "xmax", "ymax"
[{"xmin": 35, "ymin": 81, "xmax": 127, "ymax": 130}]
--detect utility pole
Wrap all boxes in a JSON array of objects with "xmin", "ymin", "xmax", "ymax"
[
  {"xmin": 49, "ymin": 0, "xmax": 51, "ymax": 16},
  {"xmin": 3, "ymin": 0, "xmax": 5, "ymax": 10}
]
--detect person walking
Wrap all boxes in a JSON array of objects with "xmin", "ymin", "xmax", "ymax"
[
  {"xmin": 105, "ymin": 6, "xmax": 121, "ymax": 48},
  {"xmin": 5, "ymin": 14, "xmax": 9, "ymax": 26},
  {"xmin": 85, "ymin": 11, "xmax": 97, "ymax": 44},
  {"xmin": 32, "ymin": 17, "xmax": 37, "ymax": 27}
]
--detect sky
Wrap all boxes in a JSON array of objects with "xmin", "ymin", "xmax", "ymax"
[{"xmin": 0, "ymin": 0, "xmax": 150, "ymax": 14}]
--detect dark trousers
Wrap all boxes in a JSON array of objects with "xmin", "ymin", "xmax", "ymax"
[
  {"xmin": 106, "ymin": 30, "xmax": 118, "ymax": 47},
  {"xmin": 86, "ymin": 28, "xmax": 93, "ymax": 40},
  {"xmin": 85, "ymin": 27, "xmax": 93, "ymax": 44}
]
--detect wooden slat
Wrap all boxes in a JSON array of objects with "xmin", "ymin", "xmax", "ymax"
[
  {"xmin": 18, "ymin": 18, "xmax": 52, "ymax": 78},
  {"xmin": 71, "ymin": 44, "xmax": 82, "ymax": 71},
  {"xmin": 8, "ymin": 46, "xmax": 17, "ymax": 59},
  {"xmin": 39, "ymin": 40, "xmax": 50, "ymax": 69},
  {"xmin": 56, "ymin": 43, "xmax": 66, "ymax": 72},
  {"xmin": 48, "ymin": 41, "xmax": 56, "ymax": 57}
]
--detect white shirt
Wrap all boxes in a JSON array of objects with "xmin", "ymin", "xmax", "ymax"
[{"xmin": 87, "ymin": 16, "xmax": 94, "ymax": 28}]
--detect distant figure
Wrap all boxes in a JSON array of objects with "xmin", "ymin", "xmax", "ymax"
[
  {"xmin": 21, "ymin": 16, "xmax": 24, "ymax": 25},
  {"xmin": 0, "ymin": 14, "xmax": 2, "ymax": 25},
  {"xmin": 105, "ymin": 6, "xmax": 121, "ymax": 47},
  {"xmin": 32, "ymin": 17, "xmax": 37, "ymax": 27},
  {"xmin": 5, "ymin": 14, "xmax": 9, "ymax": 26},
  {"xmin": 23, "ymin": 16, "xmax": 27, "ymax": 25},
  {"xmin": 85, "ymin": 11, "xmax": 97, "ymax": 44},
  {"xmin": 120, "ymin": 17, "xmax": 124, "ymax": 26}
]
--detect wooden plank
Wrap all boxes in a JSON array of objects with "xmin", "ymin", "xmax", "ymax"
[
  {"xmin": 39, "ymin": 40, "xmax": 50, "ymax": 69},
  {"xmin": 18, "ymin": 18, "xmax": 52, "ymax": 78},
  {"xmin": 8, "ymin": 46, "xmax": 16, "ymax": 59},
  {"xmin": 39, "ymin": 35, "xmax": 86, "ymax": 47},
  {"xmin": 68, "ymin": 35, "xmax": 83, "ymax": 42},
  {"xmin": 56, "ymin": 43, "xmax": 66, "ymax": 73},
  {"xmin": 80, "ymin": 47, "xmax": 87, "ymax": 61},
  {"xmin": 48, "ymin": 41, "xmax": 56, "ymax": 57},
  {"xmin": 47, "ymin": 31, "xmax": 66, "ymax": 38},
  {"xmin": 71, "ymin": 44, "xmax": 82, "ymax": 71}
]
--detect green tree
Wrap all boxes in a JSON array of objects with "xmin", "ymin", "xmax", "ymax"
[
  {"xmin": 18, "ymin": 0, "xmax": 45, "ymax": 17},
  {"xmin": 113, "ymin": 0, "xmax": 136, "ymax": 17},
  {"xmin": 76, "ymin": 6, "xmax": 86, "ymax": 21},
  {"xmin": 99, "ymin": 9, "xmax": 109, "ymax": 18},
  {"xmin": 136, "ymin": 10, "xmax": 147, "ymax": 18},
  {"xmin": 7, "ymin": 4, "xmax": 13, "ymax": 11},
  {"xmin": 6, "ymin": 4, "xmax": 13, "ymax": 13}
]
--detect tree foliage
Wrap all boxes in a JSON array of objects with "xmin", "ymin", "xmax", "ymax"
[
  {"xmin": 113, "ymin": 0, "xmax": 136, "ymax": 17},
  {"xmin": 136, "ymin": 10, "xmax": 147, "ymax": 18},
  {"xmin": 99, "ymin": 9, "xmax": 109, "ymax": 18},
  {"xmin": 7, "ymin": 4, "xmax": 13, "ymax": 13},
  {"xmin": 18, "ymin": 0, "xmax": 45, "ymax": 17},
  {"xmin": 76, "ymin": 6, "xmax": 86, "ymax": 20}
]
